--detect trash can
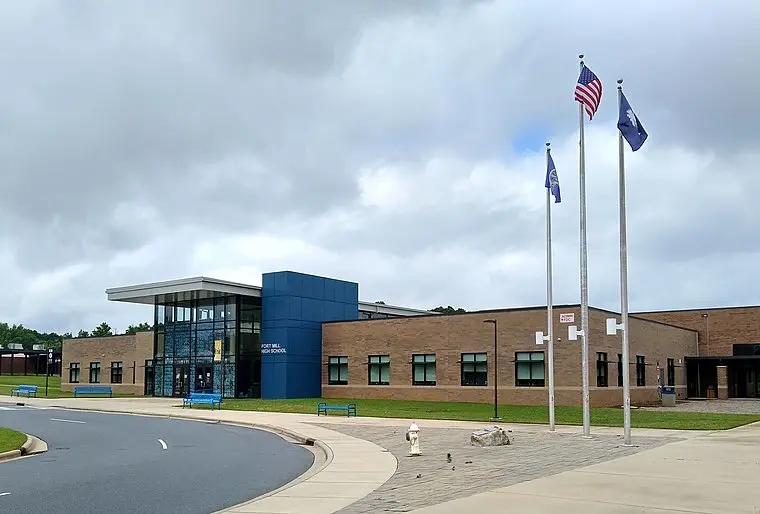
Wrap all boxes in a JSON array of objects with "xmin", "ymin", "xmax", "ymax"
[{"xmin": 661, "ymin": 386, "xmax": 676, "ymax": 407}]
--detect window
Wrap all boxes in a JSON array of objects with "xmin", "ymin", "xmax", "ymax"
[
  {"xmin": 328, "ymin": 356, "xmax": 348, "ymax": 385},
  {"xmin": 618, "ymin": 353, "xmax": 623, "ymax": 387},
  {"xmin": 89, "ymin": 362, "xmax": 101, "ymax": 383},
  {"xmin": 111, "ymin": 362, "xmax": 123, "ymax": 384},
  {"xmin": 515, "ymin": 352, "xmax": 545, "ymax": 387},
  {"xmin": 368, "ymin": 355, "xmax": 390, "ymax": 385},
  {"xmin": 69, "ymin": 363, "xmax": 80, "ymax": 384},
  {"xmin": 636, "ymin": 355, "xmax": 646, "ymax": 386},
  {"xmin": 412, "ymin": 354, "xmax": 436, "ymax": 386},
  {"xmin": 667, "ymin": 358, "xmax": 675, "ymax": 386},
  {"xmin": 596, "ymin": 352, "xmax": 608, "ymax": 387},
  {"xmin": 461, "ymin": 352, "xmax": 488, "ymax": 386}
]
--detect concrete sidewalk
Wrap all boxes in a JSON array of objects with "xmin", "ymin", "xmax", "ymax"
[
  {"xmin": 406, "ymin": 421, "xmax": 760, "ymax": 514},
  {"xmin": 11, "ymin": 397, "xmax": 760, "ymax": 513}
]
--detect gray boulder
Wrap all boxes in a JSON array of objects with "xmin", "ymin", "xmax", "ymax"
[{"xmin": 470, "ymin": 426, "xmax": 512, "ymax": 447}]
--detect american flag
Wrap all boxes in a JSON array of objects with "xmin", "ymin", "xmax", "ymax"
[{"xmin": 575, "ymin": 65, "xmax": 602, "ymax": 120}]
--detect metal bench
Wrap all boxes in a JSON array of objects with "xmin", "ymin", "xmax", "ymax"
[
  {"xmin": 317, "ymin": 402, "xmax": 357, "ymax": 417},
  {"xmin": 10, "ymin": 385, "xmax": 38, "ymax": 397},
  {"xmin": 73, "ymin": 385, "xmax": 113, "ymax": 398},
  {"xmin": 183, "ymin": 393, "xmax": 222, "ymax": 410}
]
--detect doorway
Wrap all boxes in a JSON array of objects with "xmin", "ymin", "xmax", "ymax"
[
  {"xmin": 195, "ymin": 364, "xmax": 213, "ymax": 393},
  {"xmin": 144, "ymin": 360, "xmax": 154, "ymax": 396},
  {"xmin": 173, "ymin": 364, "xmax": 189, "ymax": 397},
  {"xmin": 732, "ymin": 364, "xmax": 760, "ymax": 398}
]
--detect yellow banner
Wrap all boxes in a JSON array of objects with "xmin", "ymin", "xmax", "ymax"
[{"xmin": 214, "ymin": 339, "xmax": 222, "ymax": 362}]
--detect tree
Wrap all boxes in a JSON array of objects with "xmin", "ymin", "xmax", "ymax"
[
  {"xmin": 91, "ymin": 322, "xmax": 113, "ymax": 337},
  {"xmin": 432, "ymin": 305, "xmax": 467, "ymax": 314},
  {"xmin": 125, "ymin": 322, "xmax": 152, "ymax": 335},
  {"xmin": 77, "ymin": 329, "xmax": 90, "ymax": 338}
]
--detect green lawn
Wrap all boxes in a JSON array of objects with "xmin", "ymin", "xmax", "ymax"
[
  {"xmin": 0, "ymin": 427, "xmax": 27, "ymax": 453},
  {"xmin": 0, "ymin": 375, "xmax": 135, "ymax": 398},
  {"xmin": 206, "ymin": 398, "xmax": 760, "ymax": 431},
  {"xmin": 0, "ymin": 375, "xmax": 63, "ymax": 396}
]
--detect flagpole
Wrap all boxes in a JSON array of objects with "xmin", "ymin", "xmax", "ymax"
[
  {"xmin": 578, "ymin": 54, "xmax": 591, "ymax": 438},
  {"xmin": 546, "ymin": 142, "xmax": 556, "ymax": 432},
  {"xmin": 617, "ymin": 79, "xmax": 632, "ymax": 446}
]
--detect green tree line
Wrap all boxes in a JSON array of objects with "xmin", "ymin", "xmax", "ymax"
[
  {"xmin": 1, "ymin": 306, "xmax": 467, "ymax": 352},
  {"xmin": 0, "ymin": 321, "xmax": 153, "ymax": 351}
]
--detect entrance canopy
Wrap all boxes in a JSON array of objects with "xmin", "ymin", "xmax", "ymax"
[
  {"xmin": 106, "ymin": 275, "xmax": 434, "ymax": 317},
  {"xmin": 106, "ymin": 277, "xmax": 262, "ymax": 305}
]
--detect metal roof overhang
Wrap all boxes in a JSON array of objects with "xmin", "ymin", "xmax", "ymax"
[
  {"xmin": 106, "ymin": 276, "xmax": 436, "ymax": 315},
  {"xmin": 686, "ymin": 355, "xmax": 760, "ymax": 361},
  {"xmin": 357, "ymin": 301, "xmax": 434, "ymax": 316},
  {"xmin": 105, "ymin": 277, "xmax": 262, "ymax": 305}
]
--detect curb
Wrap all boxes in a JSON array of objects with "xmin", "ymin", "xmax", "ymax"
[
  {"xmin": 0, "ymin": 433, "xmax": 45, "ymax": 462},
  {"xmin": 44, "ymin": 404, "xmax": 324, "ymax": 447},
  {"xmin": 39, "ymin": 404, "xmax": 337, "ymax": 509}
]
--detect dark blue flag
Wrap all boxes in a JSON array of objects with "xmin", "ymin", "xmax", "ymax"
[
  {"xmin": 545, "ymin": 152, "xmax": 561, "ymax": 203},
  {"xmin": 617, "ymin": 91, "xmax": 648, "ymax": 151}
]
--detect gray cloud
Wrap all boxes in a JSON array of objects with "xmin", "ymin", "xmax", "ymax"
[{"xmin": 1, "ymin": 0, "xmax": 758, "ymax": 333}]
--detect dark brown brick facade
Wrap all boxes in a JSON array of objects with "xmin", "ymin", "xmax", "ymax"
[
  {"xmin": 634, "ymin": 306, "xmax": 760, "ymax": 357},
  {"xmin": 61, "ymin": 332, "xmax": 153, "ymax": 395},
  {"xmin": 322, "ymin": 306, "xmax": 696, "ymax": 407}
]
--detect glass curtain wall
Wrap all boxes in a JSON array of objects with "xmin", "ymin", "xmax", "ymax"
[{"xmin": 151, "ymin": 294, "xmax": 261, "ymax": 398}]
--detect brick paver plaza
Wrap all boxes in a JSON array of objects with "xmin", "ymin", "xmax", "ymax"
[{"xmin": 322, "ymin": 424, "xmax": 680, "ymax": 513}]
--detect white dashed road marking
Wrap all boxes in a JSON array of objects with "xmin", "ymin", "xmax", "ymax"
[
  {"xmin": 0, "ymin": 492, "xmax": 10, "ymax": 497},
  {"xmin": 158, "ymin": 439, "xmax": 168, "ymax": 450},
  {"xmin": 50, "ymin": 418, "xmax": 86, "ymax": 424}
]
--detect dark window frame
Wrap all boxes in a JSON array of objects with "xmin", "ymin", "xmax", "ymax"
[
  {"xmin": 636, "ymin": 355, "xmax": 646, "ymax": 386},
  {"xmin": 328, "ymin": 356, "xmax": 348, "ymax": 385},
  {"xmin": 515, "ymin": 351, "xmax": 545, "ymax": 387},
  {"xmin": 89, "ymin": 362, "xmax": 101, "ymax": 384},
  {"xmin": 596, "ymin": 352, "xmax": 608, "ymax": 387},
  {"xmin": 461, "ymin": 352, "xmax": 488, "ymax": 386},
  {"xmin": 69, "ymin": 362, "xmax": 80, "ymax": 384},
  {"xmin": 368, "ymin": 355, "xmax": 390, "ymax": 385},
  {"xmin": 110, "ymin": 361, "xmax": 123, "ymax": 384},
  {"xmin": 667, "ymin": 358, "xmax": 675, "ymax": 387},
  {"xmin": 412, "ymin": 354, "xmax": 436, "ymax": 386},
  {"xmin": 618, "ymin": 353, "xmax": 623, "ymax": 387}
]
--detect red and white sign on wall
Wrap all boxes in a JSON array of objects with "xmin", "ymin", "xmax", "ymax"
[{"xmin": 559, "ymin": 313, "xmax": 575, "ymax": 323}]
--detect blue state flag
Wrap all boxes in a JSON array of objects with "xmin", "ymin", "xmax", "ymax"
[
  {"xmin": 545, "ymin": 152, "xmax": 561, "ymax": 203},
  {"xmin": 617, "ymin": 91, "xmax": 648, "ymax": 151}
]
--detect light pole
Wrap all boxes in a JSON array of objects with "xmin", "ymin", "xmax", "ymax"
[
  {"xmin": 483, "ymin": 319, "xmax": 499, "ymax": 421},
  {"xmin": 45, "ymin": 348, "xmax": 52, "ymax": 397}
]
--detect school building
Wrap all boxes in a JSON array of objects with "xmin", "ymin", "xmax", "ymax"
[{"xmin": 59, "ymin": 270, "xmax": 760, "ymax": 407}]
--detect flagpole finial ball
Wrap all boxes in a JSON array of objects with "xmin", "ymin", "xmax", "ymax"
[
  {"xmin": 546, "ymin": 142, "xmax": 550, "ymax": 148},
  {"xmin": 617, "ymin": 78, "xmax": 623, "ymax": 85},
  {"xmin": 578, "ymin": 54, "xmax": 584, "ymax": 59}
]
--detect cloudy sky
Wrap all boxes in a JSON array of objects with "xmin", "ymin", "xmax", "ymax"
[{"xmin": 2, "ymin": 0, "xmax": 759, "ymax": 334}]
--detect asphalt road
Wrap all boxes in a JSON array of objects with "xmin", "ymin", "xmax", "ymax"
[{"xmin": 0, "ymin": 403, "xmax": 315, "ymax": 514}]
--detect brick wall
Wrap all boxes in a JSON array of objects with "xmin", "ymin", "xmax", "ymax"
[
  {"xmin": 322, "ymin": 307, "xmax": 696, "ymax": 407},
  {"xmin": 634, "ymin": 306, "xmax": 760, "ymax": 357},
  {"xmin": 61, "ymin": 332, "xmax": 154, "ymax": 395}
]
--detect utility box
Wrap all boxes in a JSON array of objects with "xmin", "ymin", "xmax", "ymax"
[{"xmin": 661, "ymin": 386, "xmax": 676, "ymax": 407}]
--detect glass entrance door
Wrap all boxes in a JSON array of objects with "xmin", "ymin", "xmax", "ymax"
[
  {"xmin": 195, "ymin": 364, "xmax": 213, "ymax": 393},
  {"xmin": 173, "ymin": 364, "xmax": 189, "ymax": 397},
  {"xmin": 745, "ymin": 367, "xmax": 758, "ymax": 398}
]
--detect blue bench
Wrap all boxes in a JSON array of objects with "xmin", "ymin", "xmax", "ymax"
[
  {"xmin": 10, "ymin": 385, "xmax": 38, "ymax": 398},
  {"xmin": 73, "ymin": 385, "xmax": 113, "ymax": 398},
  {"xmin": 317, "ymin": 402, "xmax": 357, "ymax": 417},
  {"xmin": 183, "ymin": 393, "xmax": 222, "ymax": 410}
]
